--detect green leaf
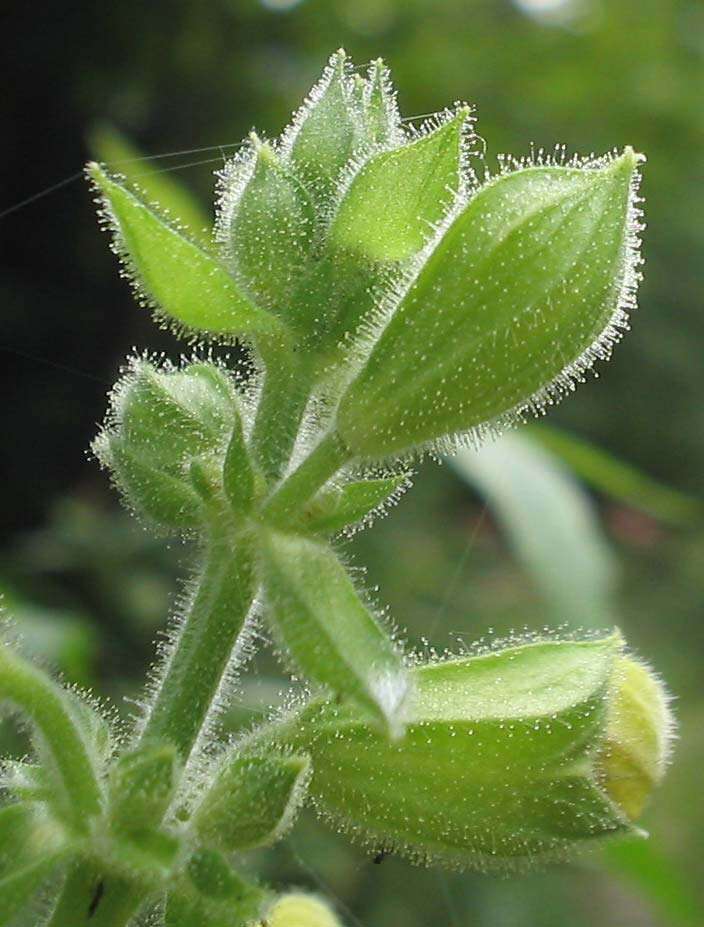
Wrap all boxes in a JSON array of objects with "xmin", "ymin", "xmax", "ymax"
[
  {"xmin": 224, "ymin": 137, "xmax": 315, "ymax": 312},
  {"xmin": 193, "ymin": 751, "xmax": 310, "ymax": 852},
  {"xmin": 166, "ymin": 867, "xmax": 265, "ymax": 927},
  {"xmin": 88, "ymin": 163, "xmax": 284, "ymax": 337},
  {"xmin": 109, "ymin": 743, "xmax": 180, "ymax": 833},
  {"xmin": 0, "ymin": 803, "xmax": 35, "ymax": 864},
  {"xmin": 222, "ymin": 412, "xmax": 256, "ymax": 516},
  {"xmin": 285, "ymin": 636, "xmax": 628, "ymax": 870},
  {"xmin": 299, "ymin": 474, "xmax": 410, "ymax": 535},
  {"xmin": 530, "ymin": 423, "xmax": 703, "ymax": 526},
  {"xmin": 288, "ymin": 50, "xmax": 356, "ymax": 207},
  {"xmin": 330, "ymin": 108, "xmax": 469, "ymax": 262},
  {"xmin": 0, "ymin": 645, "xmax": 102, "ymax": 831},
  {"xmin": 89, "ymin": 124, "xmax": 213, "ymax": 247},
  {"xmin": 337, "ymin": 150, "xmax": 642, "ymax": 458},
  {"xmin": 108, "ymin": 827, "xmax": 180, "ymax": 879},
  {"xmin": 0, "ymin": 764, "xmax": 51, "ymax": 805},
  {"xmin": 187, "ymin": 849, "xmax": 253, "ymax": 900},
  {"xmin": 260, "ymin": 530, "xmax": 409, "ymax": 736},
  {"xmin": 0, "ymin": 804, "xmax": 69, "ymax": 922},
  {"xmin": 450, "ymin": 431, "xmax": 617, "ymax": 627},
  {"xmin": 0, "ymin": 855, "xmax": 65, "ymax": 926}
]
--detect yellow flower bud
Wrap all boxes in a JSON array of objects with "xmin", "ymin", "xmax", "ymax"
[
  {"xmin": 598, "ymin": 655, "xmax": 674, "ymax": 821},
  {"xmin": 260, "ymin": 892, "xmax": 343, "ymax": 927}
]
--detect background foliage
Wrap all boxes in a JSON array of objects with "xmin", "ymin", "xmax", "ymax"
[{"xmin": 2, "ymin": 1, "xmax": 703, "ymax": 924}]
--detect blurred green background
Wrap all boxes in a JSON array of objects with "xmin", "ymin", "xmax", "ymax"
[{"xmin": 1, "ymin": 1, "xmax": 703, "ymax": 924}]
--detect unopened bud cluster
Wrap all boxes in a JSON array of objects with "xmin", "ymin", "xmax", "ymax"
[{"xmin": 0, "ymin": 49, "xmax": 669, "ymax": 927}]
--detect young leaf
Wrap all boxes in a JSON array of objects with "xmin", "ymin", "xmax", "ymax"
[
  {"xmin": 224, "ymin": 136, "xmax": 315, "ymax": 311},
  {"xmin": 299, "ymin": 474, "xmax": 410, "ymax": 535},
  {"xmin": 330, "ymin": 107, "xmax": 469, "ymax": 262},
  {"xmin": 89, "ymin": 124, "xmax": 213, "ymax": 247},
  {"xmin": 222, "ymin": 412, "xmax": 255, "ymax": 516},
  {"xmin": 337, "ymin": 149, "xmax": 642, "ymax": 458},
  {"xmin": 0, "ymin": 803, "xmax": 36, "ymax": 864},
  {"xmin": 0, "ymin": 855, "xmax": 66, "ymax": 926},
  {"xmin": 0, "ymin": 644, "xmax": 102, "ymax": 831},
  {"xmin": 288, "ymin": 50, "xmax": 356, "ymax": 207},
  {"xmin": 0, "ymin": 804, "xmax": 69, "ymax": 921},
  {"xmin": 166, "ymin": 864, "xmax": 265, "ymax": 927},
  {"xmin": 187, "ymin": 849, "xmax": 256, "ymax": 900},
  {"xmin": 260, "ymin": 530, "xmax": 410, "ymax": 736},
  {"xmin": 108, "ymin": 827, "xmax": 180, "ymax": 880},
  {"xmin": 193, "ymin": 751, "xmax": 310, "ymax": 852},
  {"xmin": 88, "ymin": 163, "xmax": 284, "ymax": 337}
]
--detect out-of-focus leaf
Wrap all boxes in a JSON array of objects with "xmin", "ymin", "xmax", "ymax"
[
  {"xmin": 530, "ymin": 424, "xmax": 702, "ymax": 527},
  {"xmin": 602, "ymin": 837, "xmax": 703, "ymax": 927},
  {"xmin": 0, "ymin": 808, "xmax": 67, "ymax": 927},
  {"xmin": 0, "ymin": 857, "xmax": 64, "ymax": 925},
  {"xmin": 450, "ymin": 431, "xmax": 617, "ymax": 626},
  {"xmin": 0, "ymin": 585, "xmax": 96, "ymax": 687},
  {"xmin": 89, "ymin": 124, "xmax": 212, "ymax": 247}
]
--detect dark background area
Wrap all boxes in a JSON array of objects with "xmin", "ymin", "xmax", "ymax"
[{"xmin": 2, "ymin": 1, "xmax": 703, "ymax": 925}]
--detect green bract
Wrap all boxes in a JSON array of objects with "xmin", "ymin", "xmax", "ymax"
[{"xmin": 0, "ymin": 49, "xmax": 670, "ymax": 927}]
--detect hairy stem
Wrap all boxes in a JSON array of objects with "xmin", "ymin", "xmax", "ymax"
[
  {"xmin": 251, "ymin": 339, "xmax": 315, "ymax": 482},
  {"xmin": 137, "ymin": 506, "xmax": 256, "ymax": 763},
  {"xmin": 262, "ymin": 430, "xmax": 350, "ymax": 525},
  {"xmin": 0, "ymin": 646, "xmax": 102, "ymax": 831}
]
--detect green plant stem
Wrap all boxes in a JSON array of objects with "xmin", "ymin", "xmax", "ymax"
[
  {"xmin": 262, "ymin": 430, "xmax": 350, "ymax": 525},
  {"xmin": 251, "ymin": 339, "xmax": 315, "ymax": 482},
  {"xmin": 0, "ymin": 646, "xmax": 102, "ymax": 831},
  {"xmin": 137, "ymin": 506, "xmax": 256, "ymax": 762},
  {"xmin": 48, "ymin": 864, "xmax": 144, "ymax": 927}
]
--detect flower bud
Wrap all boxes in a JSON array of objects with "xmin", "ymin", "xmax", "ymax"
[
  {"xmin": 94, "ymin": 360, "xmax": 240, "ymax": 530},
  {"xmin": 287, "ymin": 50, "xmax": 357, "ymax": 209},
  {"xmin": 285, "ymin": 634, "xmax": 673, "ymax": 871},
  {"xmin": 108, "ymin": 743, "xmax": 180, "ymax": 834},
  {"xmin": 221, "ymin": 135, "xmax": 315, "ymax": 312},
  {"xmin": 336, "ymin": 149, "xmax": 642, "ymax": 459},
  {"xmin": 362, "ymin": 58, "xmax": 402, "ymax": 148},
  {"xmin": 193, "ymin": 751, "xmax": 310, "ymax": 852},
  {"xmin": 598, "ymin": 655, "xmax": 673, "ymax": 821},
  {"xmin": 261, "ymin": 893, "xmax": 343, "ymax": 927}
]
